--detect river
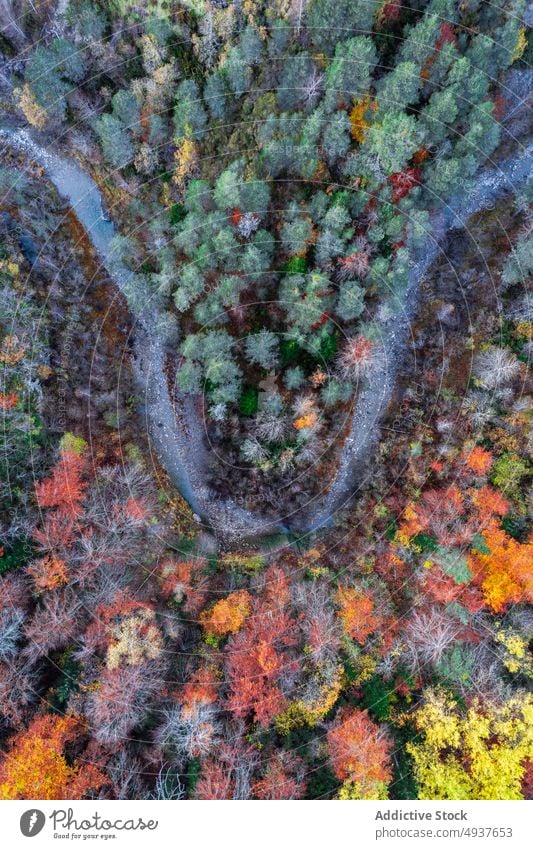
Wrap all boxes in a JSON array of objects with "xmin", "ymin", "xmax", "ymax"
[{"xmin": 1, "ymin": 86, "xmax": 531, "ymax": 543}]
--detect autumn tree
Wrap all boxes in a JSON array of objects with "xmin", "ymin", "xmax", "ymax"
[
  {"xmin": 195, "ymin": 758, "xmax": 234, "ymax": 800},
  {"xmin": 86, "ymin": 661, "xmax": 164, "ymax": 748},
  {"xmin": 468, "ymin": 521, "xmax": 532, "ymax": 612},
  {"xmin": 195, "ymin": 741, "xmax": 258, "ymax": 800},
  {"xmin": 405, "ymin": 690, "xmax": 533, "ymax": 799},
  {"xmin": 328, "ymin": 708, "xmax": 392, "ymax": 799},
  {"xmin": 336, "ymin": 585, "xmax": 382, "ymax": 644},
  {"xmin": 0, "ymin": 714, "xmax": 106, "ymax": 799},
  {"xmin": 252, "ymin": 751, "xmax": 305, "ymax": 799},
  {"xmin": 35, "ymin": 443, "xmax": 88, "ymax": 519},
  {"xmin": 200, "ymin": 590, "xmax": 252, "ymax": 638},
  {"xmin": 225, "ymin": 566, "xmax": 297, "ymax": 726}
]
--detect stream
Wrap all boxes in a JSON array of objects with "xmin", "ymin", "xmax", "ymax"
[{"xmin": 1, "ymin": 80, "xmax": 531, "ymax": 544}]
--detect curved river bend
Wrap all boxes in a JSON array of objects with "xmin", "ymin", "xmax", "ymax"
[{"xmin": 1, "ymin": 106, "xmax": 531, "ymax": 544}]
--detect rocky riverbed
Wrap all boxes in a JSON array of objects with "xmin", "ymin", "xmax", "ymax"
[{"xmin": 1, "ymin": 69, "xmax": 530, "ymax": 544}]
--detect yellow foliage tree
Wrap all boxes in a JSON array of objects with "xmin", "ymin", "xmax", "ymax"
[
  {"xmin": 338, "ymin": 778, "xmax": 389, "ymax": 799},
  {"xmin": 173, "ymin": 138, "xmax": 198, "ymax": 190},
  {"xmin": 275, "ymin": 664, "xmax": 343, "ymax": 733},
  {"xmin": 404, "ymin": 689, "xmax": 533, "ymax": 799},
  {"xmin": 106, "ymin": 607, "xmax": 163, "ymax": 670},
  {"xmin": 494, "ymin": 626, "xmax": 533, "ymax": 677},
  {"xmin": 511, "ymin": 28, "xmax": 527, "ymax": 63},
  {"xmin": 349, "ymin": 95, "xmax": 376, "ymax": 144},
  {"xmin": 200, "ymin": 590, "xmax": 252, "ymax": 637},
  {"xmin": 14, "ymin": 84, "xmax": 48, "ymax": 130}
]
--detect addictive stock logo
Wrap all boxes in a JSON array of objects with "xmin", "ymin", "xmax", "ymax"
[{"xmin": 20, "ymin": 810, "xmax": 46, "ymax": 837}]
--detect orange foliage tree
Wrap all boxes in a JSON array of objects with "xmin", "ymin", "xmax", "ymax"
[
  {"xmin": 327, "ymin": 709, "xmax": 392, "ymax": 797},
  {"xmin": 200, "ymin": 590, "xmax": 252, "ymax": 637},
  {"xmin": 469, "ymin": 484, "xmax": 510, "ymax": 517},
  {"xmin": 27, "ymin": 555, "xmax": 69, "ymax": 592},
  {"xmin": 225, "ymin": 566, "xmax": 297, "ymax": 726},
  {"xmin": 465, "ymin": 446, "xmax": 494, "ymax": 476},
  {"xmin": 336, "ymin": 586, "xmax": 382, "ymax": 644},
  {"xmin": 181, "ymin": 663, "xmax": 220, "ymax": 710},
  {"xmin": 469, "ymin": 521, "xmax": 532, "ymax": 612},
  {"xmin": 0, "ymin": 714, "xmax": 107, "ymax": 799}
]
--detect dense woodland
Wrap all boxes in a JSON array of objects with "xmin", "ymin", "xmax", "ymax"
[{"xmin": 0, "ymin": 0, "xmax": 532, "ymax": 799}]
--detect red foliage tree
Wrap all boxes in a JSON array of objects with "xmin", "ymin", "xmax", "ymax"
[
  {"xmin": 521, "ymin": 760, "xmax": 533, "ymax": 801},
  {"xmin": 195, "ymin": 759, "xmax": 234, "ymax": 800},
  {"xmin": 181, "ymin": 663, "xmax": 220, "ymax": 709},
  {"xmin": 225, "ymin": 566, "xmax": 298, "ymax": 726},
  {"xmin": 35, "ymin": 449, "xmax": 88, "ymax": 519},
  {"xmin": 378, "ymin": 0, "xmax": 402, "ymax": 24},
  {"xmin": 402, "ymin": 484, "xmax": 476, "ymax": 546},
  {"xmin": 252, "ymin": 751, "xmax": 305, "ymax": 800},
  {"xmin": 158, "ymin": 558, "xmax": 209, "ymax": 614},
  {"xmin": 327, "ymin": 709, "xmax": 392, "ymax": 788},
  {"xmin": 389, "ymin": 168, "xmax": 421, "ymax": 203},
  {"xmin": 422, "ymin": 566, "xmax": 484, "ymax": 614}
]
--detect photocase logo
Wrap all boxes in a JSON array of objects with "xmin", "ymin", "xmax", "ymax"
[{"xmin": 20, "ymin": 810, "xmax": 46, "ymax": 838}]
